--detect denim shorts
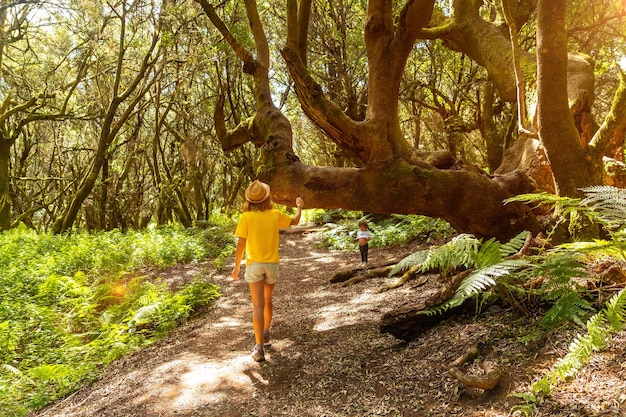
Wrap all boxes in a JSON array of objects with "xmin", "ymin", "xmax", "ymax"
[{"xmin": 245, "ymin": 262, "xmax": 279, "ymax": 284}]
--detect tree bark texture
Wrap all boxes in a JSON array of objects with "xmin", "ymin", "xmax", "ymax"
[{"xmin": 536, "ymin": 0, "xmax": 601, "ymax": 197}]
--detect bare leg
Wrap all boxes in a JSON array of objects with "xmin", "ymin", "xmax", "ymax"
[
  {"xmin": 248, "ymin": 281, "xmax": 265, "ymax": 345},
  {"xmin": 263, "ymin": 282, "xmax": 275, "ymax": 333}
]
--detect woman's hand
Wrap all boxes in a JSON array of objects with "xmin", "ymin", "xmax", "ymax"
[
  {"xmin": 296, "ymin": 197, "xmax": 304, "ymax": 209},
  {"xmin": 231, "ymin": 264, "xmax": 240, "ymax": 280}
]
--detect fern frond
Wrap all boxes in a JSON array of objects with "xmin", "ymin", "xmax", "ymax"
[
  {"xmin": 456, "ymin": 260, "xmax": 528, "ymax": 298},
  {"xmin": 531, "ymin": 289, "xmax": 626, "ymax": 396},
  {"xmin": 603, "ymin": 288, "xmax": 626, "ymax": 332},
  {"xmin": 540, "ymin": 291, "xmax": 594, "ymax": 328},
  {"xmin": 1, "ymin": 364, "xmax": 24, "ymax": 378},
  {"xmin": 27, "ymin": 364, "xmax": 73, "ymax": 383},
  {"xmin": 554, "ymin": 239, "xmax": 626, "ymax": 261},
  {"xmin": 421, "ymin": 234, "xmax": 482, "ymax": 276},
  {"xmin": 129, "ymin": 302, "xmax": 162, "ymax": 326},
  {"xmin": 580, "ymin": 186, "xmax": 626, "ymax": 229},
  {"xmin": 535, "ymin": 254, "xmax": 587, "ymax": 295},
  {"xmin": 476, "ymin": 238, "xmax": 502, "ymax": 268},
  {"xmin": 390, "ymin": 234, "xmax": 486, "ymax": 278},
  {"xmin": 499, "ymin": 231, "xmax": 531, "ymax": 258},
  {"xmin": 388, "ymin": 249, "xmax": 431, "ymax": 277},
  {"xmin": 423, "ymin": 260, "xmax": 528, "ymax": 315},
  {"xmin": 505, "ymin": 192, "xmax": 580, "ymax": 212}
]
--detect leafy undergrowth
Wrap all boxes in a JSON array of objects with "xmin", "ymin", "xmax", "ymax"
[
  {"xmin": 28, "ymin": 232, "xmax": 626, "ymax": 417},
  {"xmin": 0, "ymin": 223, "xmax": 231, "ymax": 417}
]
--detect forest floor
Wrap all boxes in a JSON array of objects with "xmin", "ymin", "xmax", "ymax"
[{"xmin": 33, "ymin": 231, "xmax": 626, "ymax": 417}]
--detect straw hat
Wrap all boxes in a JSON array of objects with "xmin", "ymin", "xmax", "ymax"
[{"xmin": 244, "ymin": 180, "xmax": 271, "ymax": 203}]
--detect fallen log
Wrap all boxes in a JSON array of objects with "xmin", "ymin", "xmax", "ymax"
[
  {"xmin": 330, "ymin": 269, "xmax": 358, "ymax": 284},
  {"xmin": 378, "ymin": 301, "xmax": 462, "ymax": 341},
  {"xmin": 379, "ymin": 270, "xmax": 472, "ymax": 341},
  {"xmin": 378, "ymin": 265, "xmax": 422, "ymax": 292}
]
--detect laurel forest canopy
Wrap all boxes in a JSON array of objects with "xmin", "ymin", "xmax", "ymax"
[{"xmin": 0, "ymin": 0, "xmax": 625, "ymax": 238}]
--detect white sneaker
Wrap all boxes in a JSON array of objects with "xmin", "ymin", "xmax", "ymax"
[{"xmin": 251, "ymin": 344, "xmax": 265, "ymax": 362}]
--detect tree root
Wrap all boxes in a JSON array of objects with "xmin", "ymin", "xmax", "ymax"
[
  {"xmin": 340, "ymin": 266, "xmax": 394, "ymax": 287},
  {"xmin": 330, "ymin": 257, "xmax": 404, "ymax": 284},
  {"xmin": 378, "ymin": 265, "xmax": 422, "ymax": 292},
  {"xmin": 448, "ymin": 345, "xmax": 502, "ymax": 390}
]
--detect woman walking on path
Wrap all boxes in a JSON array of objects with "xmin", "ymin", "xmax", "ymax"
[{"xmin": 231, "ymin": 180, "xmax": 304, "ymax": 362}]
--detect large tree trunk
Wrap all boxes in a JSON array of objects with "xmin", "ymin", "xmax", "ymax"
[
  {"xmin": 425, "ymin": 0, "xmax": 536, "ymax": 102},
  {"xmin": 264, "ymin": 151, "xmax": 539, "ymax": 241},
  {"xmin": 427, "ymin": 0, "xmax": 624, "ymax": 198},
  {"xmin": 536, "ymin": 0, "xmax": 601, "ymax": 196}
]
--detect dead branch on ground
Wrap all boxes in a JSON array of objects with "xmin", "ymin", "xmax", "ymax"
[{"xmin": 448, "ymin": 345, "xmax": 502, "ymax": 390}]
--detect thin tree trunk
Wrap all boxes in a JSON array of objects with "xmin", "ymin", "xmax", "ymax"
[{"xmin": 0, "ymin": 141, "xmax": 11, "ymax": 230}]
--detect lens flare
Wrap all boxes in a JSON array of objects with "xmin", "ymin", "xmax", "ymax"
[{"xmin": 112, "ymin": 284, "xmax": 126, "ymax": 297}]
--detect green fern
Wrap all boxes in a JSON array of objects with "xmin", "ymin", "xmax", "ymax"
[
  {"xmin": 28, "ymin": 363, "xmax": 74, "ymax": 384},
  {"xmin": 423, "ymin": 260, "xmax": 529, "ymax": 315},
  {"xmin": 555, "ymin": 239, "xmax": 626, "ymax": 261},
  {"xmin": 128, "ymin": 303, "xmax": 162, "ymax": 329},
  {"xmin": 532, "ymin": 253, "xmax": 593, "ymax": 328},
  {"xmin": 499, "ymin": 231, "xmax": 531, "ymax": 257},
  {"xmin": 511, "ymin": 187, "xmax": 626, "ymax": 409},
  {"xmin": 388, "ymin": 249, "xmax": 431, "ymax": 277},
  {"xmin": 388, "ymin": 234, "xmax": 484, "ymax": 278},
  {"xmin": 393, "ymin": 231, "xmax": 532, "ymax": 315},
  {"xmin": 506, "ymin": 192, "xmax": 581, "ymax": 217},
  {"xmin": 531, "ymin": 289, "xmax": 626, "ymax": 396},
  {"xmin": 506, "ymin": 192, "xmax": 591, "ymax": 239},
  {"xmin": 604, "ymin": 287, "xmax": 626, "ymax": 332},
  {"xmin": 580, "ymin": 186, "xmax": 626, "ymax": 230},
  {"xmin": 1, "ymin": 364, "xmax": 27, "ymax": 380}
]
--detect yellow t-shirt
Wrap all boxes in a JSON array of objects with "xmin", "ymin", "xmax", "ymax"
[{"xmin": 235, "ymin": 209, "xmax": 292, "ymax": 264}]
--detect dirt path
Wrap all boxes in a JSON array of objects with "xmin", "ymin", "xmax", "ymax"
[{"xmin": 34, "ymin": 232, "xmax": 626, "ymax": 417}]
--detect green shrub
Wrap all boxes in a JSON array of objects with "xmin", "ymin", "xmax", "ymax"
[
  {"xmin": 0, "ymin": 224, "xmax": 224, "ymax": 417},
  {"xmin": 316, "ymin": 213, "xmax": 454, "ymax": 250}
]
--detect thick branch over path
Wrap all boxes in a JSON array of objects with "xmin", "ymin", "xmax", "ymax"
[{"xmin": 197, "ymin": 0, "xmax": 541, "ymax": 241}]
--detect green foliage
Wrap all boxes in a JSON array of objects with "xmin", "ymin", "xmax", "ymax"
[
  {"xmin": 580, "ymin": 186, "xmax": 626, "ymax": 232},
  {"xmin": 505, "ymin": 187, "xmax": 626, "ymax": 410},
  {"xmin": 506, "ymin": 192, "xmax": 586, "ymax": 238},
  {"xmin": 530, "ymin": 288, "xmax": 626, "ymax": 396},
  {"xmin": 0, "ymin": 224, "xmax": 223, "ymax": 417},
  {"xmin": 534, "ymin": 253, "xmax": 593, "ymax": 328},
  {"xmin": 315, "ymin": 212, "xmax": 454, "ymax": 250},
  {"xmin": 394, "ymin": 232, "xmax": 531, "ymax": 315},
  {"xmin": 389, "ymin": 233, "xmax": 485, "ymax": 278}
]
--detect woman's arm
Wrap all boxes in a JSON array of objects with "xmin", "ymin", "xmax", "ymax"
[
  {"xmin": 290, "ymin": 197, "xmax": 304, "ymax": 225},
  {"xmin": 231, "ymin": 237, "xmax": 247, "ymax": 280}
]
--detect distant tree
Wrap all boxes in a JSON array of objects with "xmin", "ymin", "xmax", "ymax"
[
  {"xmin": 0, "ymin": 0, "xmax": 88, "ymax": 231},
  {"xmin": 51, "ymin": 0, "xmax": 166, "ymax": 233}
]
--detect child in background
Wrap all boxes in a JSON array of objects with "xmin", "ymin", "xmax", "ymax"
[{"xmin": 356, "ymin": 220, "xmax": 371, "ymax": 267}]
